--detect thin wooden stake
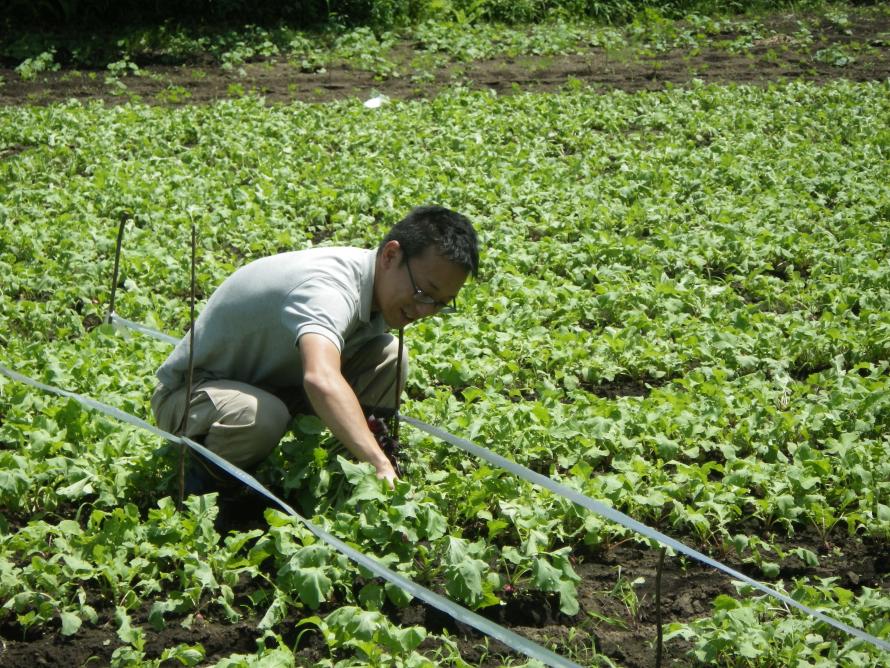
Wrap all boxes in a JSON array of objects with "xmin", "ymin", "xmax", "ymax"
[
  {"xmin": 177, "ymin": 219, "xmax": 197, "ymax": 510},
  {"xmin": 655, "ymin": 546, "xmax": 667, "ymax": 668},
  {"xmin": 106, "ymin": 214, "xmax": 127, "ymax": 324}
]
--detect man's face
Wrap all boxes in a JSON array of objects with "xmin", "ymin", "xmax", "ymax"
[{"xmin": 374, "ymin": 241, "xmax": 469, "ymax": 329}]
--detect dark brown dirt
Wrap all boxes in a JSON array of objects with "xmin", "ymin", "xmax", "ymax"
[
  {"xmin": 1, "ymin": 525, "xmax": 886, "ymax": 667},
  {"xmin": 1, "ymin": 10, "xmax": 888, "ymax": 106}
]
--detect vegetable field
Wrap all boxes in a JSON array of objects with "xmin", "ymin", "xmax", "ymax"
[{"xmin": 1, "ymin": 10, "xmax": 890, "ymax": 668}]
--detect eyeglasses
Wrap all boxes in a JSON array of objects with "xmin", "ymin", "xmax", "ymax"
[{"xmin": 404, "ymin": 257, "xmax": 457, "ymax": 314}]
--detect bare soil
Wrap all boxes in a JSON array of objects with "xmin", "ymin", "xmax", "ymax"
[
  {"xmin": 1, "ymin": 10, "xmax": 888, "ymax": 106},
  {"xmin": 1, "ymin": 510, "xmax": 887, "ymax": 667}
]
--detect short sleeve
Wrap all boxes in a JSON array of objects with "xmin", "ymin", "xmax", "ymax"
[{"xmin": 281, "ymin": 277, "xmax": 359, "ymax": 353}]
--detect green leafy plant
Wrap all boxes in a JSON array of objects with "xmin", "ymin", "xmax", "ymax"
[
  {"xmin": 15, "ymin": 49, "xmax": 59, "ymax": 80},
  {"xmin": 814, "ymin": 44, "xmax": 856, "ymax": 67},
  {"xmin": 2, "ymin": 64, "xmax": 889, "ymax": 666}
]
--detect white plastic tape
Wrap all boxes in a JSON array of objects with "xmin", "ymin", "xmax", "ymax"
[
  {"xmin": 109, "ymin": 313, "xmax": 180, "ymax": 344},
  {"xmin": 402, "ymin": 416, "xmax": 890, "ymax": 653},
  {"xmin": 75, "ymin": 316, "xmax": 890, "ymax": 653},
  {"xmin": 0, "ymin": 362, "xmax": 581, "ymax": 668}
]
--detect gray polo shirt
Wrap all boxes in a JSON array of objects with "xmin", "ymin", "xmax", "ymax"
[{"xmin": 156, "ymin": 247, "xmax": 385, "ymax": 390}]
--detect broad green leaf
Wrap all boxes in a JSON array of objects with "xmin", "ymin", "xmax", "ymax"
[
  {"xmin": 558, "ymin": 579, "xmax": 580, "ymax": 616},
  {"xmin": 258, "ymin": 591, "xmax": 289, "ymax": 630},
  {"xmin": 531, "ymin": 557, "xmax": 562, "ymax": 592},
  {"xmin": 294, "ymin": 566, "xmax": 331, "ymax": 610},
  {"xmin": 712, "ymin": 595, "xmax": 740, "ymax": 611},
  {"xmin": 445, "ymin": 559, "xmax": 485, "ymax": 605},
  {"xmin": 297, "ymin": 415, "xmax": 324, "ymax": 435},
  {"xmin": 115, "ymin": 606, "xmax": 142, "ymax": 648},
  {"xmin": 385, "ymin": 582, "xmax": 413, "ymax": 608},
  {"xmin": 358, "ymin": 582, "xmax": 386, "ymax": 610},
  {"xmin": 325, "ymin": 606, "xmax": 384, "ymax": 643},
  {"xmin": 60, "ymin": 610, "xmax": 81, "ymax": 636}
]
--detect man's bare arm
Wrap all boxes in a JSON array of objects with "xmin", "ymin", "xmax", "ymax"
[{"xmin": 299, "ymin": 333, "xmax": 398, "ymax": 486}]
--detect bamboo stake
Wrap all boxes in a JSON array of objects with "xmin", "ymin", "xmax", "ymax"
[
  {"xmin": 655, "ymin": 546, "xmax": 667, "ymax": 668},
  {"xmin": 177, "ymin": 219, "xmax": 197, "ymax": 509}
]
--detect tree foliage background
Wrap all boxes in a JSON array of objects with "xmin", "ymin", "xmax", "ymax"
[{"xmin": 2, "ymin": 0, "xmax": 834, "ymax": 30}]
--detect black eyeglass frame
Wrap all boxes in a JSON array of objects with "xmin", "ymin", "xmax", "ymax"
[{"xmin": 403, "ymin": 256, "xmax": 457, "ymax": 314}]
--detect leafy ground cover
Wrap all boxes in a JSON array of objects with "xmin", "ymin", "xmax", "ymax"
[{"xmin": 1, "ymin": 4, "xmax": 889, "ymax": 668}]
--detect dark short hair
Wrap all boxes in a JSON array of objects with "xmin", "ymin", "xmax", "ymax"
[{"xmin": 380, "ymin": 206, "xmax": 479, "ymax": 277}]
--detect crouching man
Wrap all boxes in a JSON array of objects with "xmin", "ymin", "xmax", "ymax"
[{"xmin": 151, "ymin": 206, "xmax": 479, "ymax": 497}]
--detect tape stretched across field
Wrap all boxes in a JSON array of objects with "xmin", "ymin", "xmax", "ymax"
[
  {"xmin": 0, "ymin": 362, "xmax": 581, "ymax": 668},
  {"xmin": 401, "ymin": 416, "xmax": 890, "ymax": 652},
  {"xmin": 7, "ymin": 314, "xmax": 890, "ymax": 654}
]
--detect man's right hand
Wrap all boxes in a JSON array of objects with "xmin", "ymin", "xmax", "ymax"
[
  {"xmin": 299, "ymin": 333, "xmax": 400, "ymax": 490},
  {"xmin": 375, "ymin": 460, "xmax": 399, "ymax": 489}
]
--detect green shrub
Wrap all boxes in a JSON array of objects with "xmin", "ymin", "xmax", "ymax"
[
  {"xmin": 0, "ymin": 0, "xmax": 838, "ymax": 30},
  {"xmin": 454, "ymin": 0, "xmax": 828, "ymax": 24}
]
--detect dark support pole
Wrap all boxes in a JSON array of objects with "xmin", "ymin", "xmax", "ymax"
[
  {"xmin": 655, "ymin": 546, "xmax": 667, "ymax": 668},
  {"xmin": 177, "ymin": 220, "xmax": 197, "ymax": 510},
  {"xmin": 106, "ymin": 214, "xmax": 127, "ymax": 324},
  {"xmin": 392, "ymin": 327, "xmax": 404, "ymax": 442}
]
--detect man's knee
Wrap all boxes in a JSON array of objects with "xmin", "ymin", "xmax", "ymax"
[
  {"xmin": 151, "ymin": 383, "xmax": 184, "ymax": 434},
  {"xmin": 248, "ymin": 397, "xmax": 292, "ymax": 452},
  {"xmin": 202, "ymin": 386, "xmax": 291, "ymax": 469}
]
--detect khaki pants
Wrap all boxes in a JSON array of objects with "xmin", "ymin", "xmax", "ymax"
[{"xmin": 151, "ymin": 334, "xmax": 406, "ymax": 470}]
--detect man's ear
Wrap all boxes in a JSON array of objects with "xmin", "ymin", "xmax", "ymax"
[{"xmin": 381, "ymin": 240, "xmax": 401, "ymax": 268}]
